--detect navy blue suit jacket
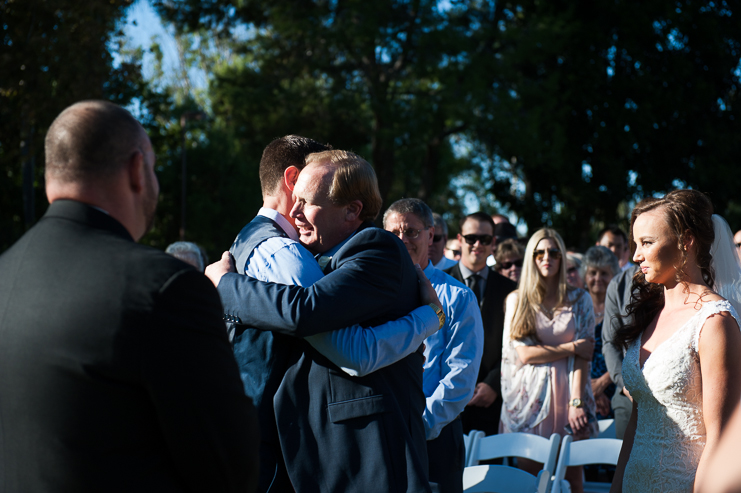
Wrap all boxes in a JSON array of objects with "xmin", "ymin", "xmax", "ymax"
[
  {"xmin": 228, "ymin": 215, "xmax": 301, "ymax": 492},
  {"xmin": 217, "ymin": 223, "xmax": 431, "ymax": 493}
]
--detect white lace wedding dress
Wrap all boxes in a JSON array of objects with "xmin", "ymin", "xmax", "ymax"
[{"xmin": 622, "ymin": 299, "xmax": 741, "ymax": 492}]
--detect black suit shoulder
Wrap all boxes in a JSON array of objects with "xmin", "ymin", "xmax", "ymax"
[
  {"xmin": 0, "ymin": 201, "xmax": 259, "ymax": 492},
  {"xmin": 444, "ymin": 263, "xmax": 462, "ymax": 280}
]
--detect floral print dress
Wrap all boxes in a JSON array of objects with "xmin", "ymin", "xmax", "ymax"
[{"xmin": 500, "ymin": 288, "xmax": 597, "ymax": 438}]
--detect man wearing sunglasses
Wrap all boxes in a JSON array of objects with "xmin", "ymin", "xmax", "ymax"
[{"xmin": 445, "ymin": 212, "xmax": 518, "ymax": 436}]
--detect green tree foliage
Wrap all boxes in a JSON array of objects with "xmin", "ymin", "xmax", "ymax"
[
  {"xmin": 0, "ymin": 0, "xmax": 140, "ymax": 251},
  {"xmin": 4, "ymin": 1, "xmax": 740, "ymax": 254},
  {"xmin": 129, "ymin": 32, "xmax": 265, "ymax": 257},
  {"xmin": 156, "ymin": 0, "xmax": 741, "ymax": 246},
  {"xmin": 134, "ymin": 91, "xmax": 264, "ymax": 257},
  {"xmin": 469, "ymin": 0, "xmax": 741, "ymax": 245},
  {"xmin": 154, "ymin": 0, "xmax": 479, "ymax": 219}
]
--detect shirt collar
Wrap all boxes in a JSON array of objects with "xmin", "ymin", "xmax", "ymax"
[
  {"xmin": 458, "ymin": 261, "xmax": 489, "ymax": 281},
  {"xmin": 423, "ymin": 259, "xmax": 435, "ymax": 278},
  {"xmin": 322, "ymin": 229, "xmax": 358, "ymax": 258},
  {"xmin": 258, "ymin": 207, "xmax": 299, "ymax": 241}
]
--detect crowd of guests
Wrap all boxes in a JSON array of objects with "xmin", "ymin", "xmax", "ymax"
[{"xmin": 2, "ymin": 99, "xmax": 741, "ymax": 493}]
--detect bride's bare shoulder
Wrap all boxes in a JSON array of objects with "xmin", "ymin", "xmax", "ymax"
[{"xmin": 701, "ymin": 292, "xmax": 725, "ymax": 303}]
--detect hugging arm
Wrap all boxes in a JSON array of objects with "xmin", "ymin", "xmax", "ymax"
[
  {"xmin": 218, "ymin": 231, "xmax": 420, "ymax": 337},
  {"xmin": 306, "ymin": 305, "xmax": 439, "ymax": 377}
]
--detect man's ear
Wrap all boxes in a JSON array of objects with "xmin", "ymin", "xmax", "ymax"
[
  {"xmin": 344, "ymin": 200, "xmax": 364, "ymax": 222},
  {"xmin": 427, "ymin": 225, "xmax": 435, "ymax": 247},
  {"xmin": 284, "ymin": 166, "xmax": 300, "ymax": 192},
  {"xmin": 127, "ymin": 150, "xmax": 145, "ymax": 194}
]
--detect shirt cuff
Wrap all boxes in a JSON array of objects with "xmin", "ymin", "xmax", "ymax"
[{"xmin": 418, "ymin": 305, "xmax": 442, "ymax": 337}]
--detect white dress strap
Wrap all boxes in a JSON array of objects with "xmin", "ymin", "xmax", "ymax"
[{"xmin": 692, "ymin": 299, "xmax": 741, "ymax": 353}]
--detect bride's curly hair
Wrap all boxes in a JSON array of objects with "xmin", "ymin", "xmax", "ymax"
[{"xmin": 615, "ymin": 190, "xmax": 716, "ymax": 349}]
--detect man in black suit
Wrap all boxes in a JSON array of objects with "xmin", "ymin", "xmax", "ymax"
[
  {"xmin": 207, "ymin": 150, "xmax": 444, "ymax": 493},
  {"xmin": 0, "ymin": 100, "xmax": 259, "ymax": 492},
  {"xmin": 446, "ymin": 212, "xmax": 517, "ymax": 436}
]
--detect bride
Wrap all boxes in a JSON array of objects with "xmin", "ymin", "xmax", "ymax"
[{"xmin": 610, "ymin": 190, "xmax": 741, "ymax": 493}]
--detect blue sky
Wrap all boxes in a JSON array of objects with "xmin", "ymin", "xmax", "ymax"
[{"xmin": 120, "ymin": 0, "xmax": 210, "ymax": 90}]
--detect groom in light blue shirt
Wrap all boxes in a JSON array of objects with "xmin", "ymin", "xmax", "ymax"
[{"xmin": 384, "ymin": 198, "xmax": 484, "ymax": 493}]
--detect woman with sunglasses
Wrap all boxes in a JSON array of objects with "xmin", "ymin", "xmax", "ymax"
[
  {"xmin": 500, "ymin": 228, "xmax": 597, "ymax": 493},
  {"xmin": 494, "ymin": 239, "xmax": 525, "ymax": 283}
]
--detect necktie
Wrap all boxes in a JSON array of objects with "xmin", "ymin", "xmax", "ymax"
[
  {"xmin": 315, "ymin": 254, "xmax": 332, "ymax": 271},
  {"xmin": 468, "ymin": 274, "xmax": 482, "ymax": 306}
]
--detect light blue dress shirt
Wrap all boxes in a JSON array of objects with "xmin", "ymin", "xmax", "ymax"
[
  {"xmin": 244, "ymin": 208, "xmax": 439, "ymax": 377},
  {"xmin": 422, "ymin": 261, "xmax": 484, "ymax": 440},
  {"xmin": 434, "ymin": 255, "xmax": 457, "ymax": 271}
]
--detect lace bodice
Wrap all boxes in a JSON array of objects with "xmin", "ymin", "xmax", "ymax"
[{"xmin": 622, "ymin": 300, "xmax": 741, "ymax": 492}]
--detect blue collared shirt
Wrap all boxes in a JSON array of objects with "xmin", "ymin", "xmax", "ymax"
[
  {"xmin": 422, "ymin": 260, "xmax": 484, "ymax": 440},
  {"xmin": 244, "ymin": 208, "xmax": 439, "ymax": 377}
]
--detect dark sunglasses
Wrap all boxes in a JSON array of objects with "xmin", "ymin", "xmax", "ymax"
[
  {"xmin": 433, "ymin": 235, "xmax": 445, "ymax": 242},
  {"xmin": 445, "ymin": 248, "xmax": 461, "ymax": 256},
  {"xmin": 462, "ymin": 234, "xmax": 494, "ymax": 246},
  {"xmin": 499, "ymin": 259, "xmax": 524, "ymax": 270},
  {"xmin": 533, "ymin": 248, "xmax": 562, "ymax": 261}
]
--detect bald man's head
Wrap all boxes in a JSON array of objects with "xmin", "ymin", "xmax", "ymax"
[{"xmin": 45, "ymin": 100, "xmax": 145, "ymax": 184}]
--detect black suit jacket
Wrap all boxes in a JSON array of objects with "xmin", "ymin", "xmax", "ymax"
[
  {"xmin": 217, "ymin": 223, "xmax": 430, "ymax": 493},
  {"xmin": 445, "ymin": 264, "xmax": 517, "ymax": 434},
  {"xmin": 0, "ymin": 200, "xmax": 259, "ymax": 493}
]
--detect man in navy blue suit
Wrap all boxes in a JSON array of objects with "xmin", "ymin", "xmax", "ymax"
[
  {"xmin": 225, "ymin": 137, "xmax": 441, "ymax": 492},
  {"xmin": 208, "ymin": 150, "xmax": 444, "ymax": 493}
]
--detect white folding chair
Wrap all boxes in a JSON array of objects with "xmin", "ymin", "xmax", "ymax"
[
  {"xmin": 551, "ymin": 435, "xmax": 623, "ymax": 493},
  {"xmin": 597, "ymin": 419, "xmax": 616, "ymax": 439},
  {"xmin": 464, "ymin": 430, "xmax": 486, "ymax": 467},
  {"xmin": 463, "ymin": 465, "xmax": 550, "ymax": 493},
  {"xmin": 467, "ymin": 432, "xmax": 560, "ymax": 477}
]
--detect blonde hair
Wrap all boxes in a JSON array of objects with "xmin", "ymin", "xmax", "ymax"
[
  {"xmin": 509, "ymin": 228, "xmax": 573, "ymax": 342},
  {"xmin": 305, "ymin": 150, "xmax": 382, "ymax": 221}
]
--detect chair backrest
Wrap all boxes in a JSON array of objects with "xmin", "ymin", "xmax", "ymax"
[
  {"xmin": 468, "ymin": 432, "xmax": 561, "ymax": 474},
  {"xmin": 597, "ymin": 419, "xmax": 616, "ymax": 439},
  {"xmin": 551, "ymin": 436, "xmax": 624, "ymax": 493},
  {"xmin": 463, "ymin": 465, "xmax": 550, "ymax": 493},
  {"xmin": 464, "ymin": 430, "xmax": 486, "ymax": 467}
]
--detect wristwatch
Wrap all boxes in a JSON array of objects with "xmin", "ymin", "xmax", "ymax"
[
  {"xmin": 569, "ymin": 398, "xmax": 583, "ymax": 408},
  {"xmin": 428, "ymin": 303, "xmax": 446, "ymax": 329}
]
